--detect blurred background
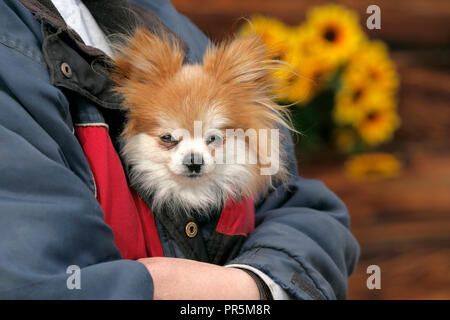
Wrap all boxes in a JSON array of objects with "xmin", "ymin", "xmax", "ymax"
[{"xmin": 171, "ymin": 0, "xmax": 450, "ymax": 299}]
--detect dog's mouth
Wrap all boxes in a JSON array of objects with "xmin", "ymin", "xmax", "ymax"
[{"xmin": 184, "ymin": 172, "xmax": 203, "ymax": 179}]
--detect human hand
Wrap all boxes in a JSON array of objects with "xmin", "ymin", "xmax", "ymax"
[{"xmin": 137, "ymin": 257, "xmax": 260, "ymax": 300}]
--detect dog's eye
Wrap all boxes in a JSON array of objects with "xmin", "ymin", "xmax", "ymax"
[
  {"xmin": 160, "ymin": 134, "xmax": 177, "ymax": 144},
  {"xmin": 206, "ymin": 134, "xmax": 223, "ymax": 145}
]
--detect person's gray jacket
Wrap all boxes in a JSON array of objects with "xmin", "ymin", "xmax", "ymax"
[{"xmin": 0, "ymin": 0, "xmax": 359, "ymax": 299}]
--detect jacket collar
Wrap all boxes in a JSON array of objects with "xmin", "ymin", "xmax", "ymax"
[{"xmin": 18, "ymin": 0, "xmax": 188, "ymax": 110}]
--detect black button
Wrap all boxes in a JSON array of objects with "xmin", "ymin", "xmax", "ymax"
[{"xmin": 60, "ymin": 62, "xmax": 73, "ymax": 78}]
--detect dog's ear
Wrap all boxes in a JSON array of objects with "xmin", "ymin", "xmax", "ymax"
[
  {"xmin": 203, "ymin": 35, "xmax": 274, "ymax": 92},
  {"xmin": 111, "ymin": 27, "xmax": 184, "ymax": 90}
]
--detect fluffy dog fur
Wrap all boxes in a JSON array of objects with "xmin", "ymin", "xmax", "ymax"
[{"xmin": 111, "ymin": 27, "xmax": 290, "ymax": 218}]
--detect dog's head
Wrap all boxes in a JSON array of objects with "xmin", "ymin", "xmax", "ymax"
[{"xmin": 111, "ymin": 28, "xmax": 290, "ymax": 217}]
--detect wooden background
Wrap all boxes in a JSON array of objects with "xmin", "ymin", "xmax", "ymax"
[{"xmin": 172, "ymin": 0, "xmax": 450, "ymax": 299}]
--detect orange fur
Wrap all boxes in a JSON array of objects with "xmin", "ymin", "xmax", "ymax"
[{"xmin": 111, "ymin": 27, "xmax": 290, "ymax": 200}]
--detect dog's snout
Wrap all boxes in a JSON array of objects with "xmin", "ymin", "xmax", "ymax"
[{"xmin": 183, "ymin": 153, "xmax": 204, "ymax": 174}]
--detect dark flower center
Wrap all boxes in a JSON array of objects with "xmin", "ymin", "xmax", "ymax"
[
  {"xmin": 287, "ymin": 73, "xmax": 297, "ymax": 85},
  {"xmin": 369, "ymin": 70, "xmax": 379, "ymax": 81},
  {"xmin": 312, "ymin": 70, "xmax": 323, "ymax": 82},
  {"xmin": 364, "ymin": 168, "xmax": 384, "ymax": 177},
  {"xmin": 273, "ymin": 54, "xmax": 282, "ymax": 60},
  {"xmin": 323, "ymin": 27, "xmax": 338, "ymax": 42},
  {"xmin": 366, "ymin": 110, "xmax": 380, "ymax": 122},
  {"xmin": 353, "ymin": 89, "xmax": 363, "ymax": 102}
]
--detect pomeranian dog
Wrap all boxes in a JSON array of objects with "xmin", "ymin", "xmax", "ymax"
[{"xmin": 111, "ymin": 28, "xmax": 291, "ymax": 218}]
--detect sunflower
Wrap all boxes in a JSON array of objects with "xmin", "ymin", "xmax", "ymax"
[
  {"xmin": 343, "ymin": 41, "xmax": 399, "ymax": 93},
  {"xmin": 239, "ymin": 15, "xmax": 297, "ymax": 98},
  {"xmin": 334, "ymin": 40, "xmax": 399, "ymax": 126},
  {"xmin": 301, "ymin": 4, "xmax": 366, "ymax": 66},
  {"xmin": 277, "ymin": 48, "xmax": 335, "ymax": 103},
  {"xmin": 334, "ymin": 89, "xmax": 400, "ymax": 146},
  {"xmin": 333, "ymin": 82, "xmax": 369, "ymax": 125},
  {"xmin": 355, "ymin": 94, "xmax": 400, "ymax": 146},
  {"xmin": 346, "ymin": 153, "xmax": 402, "ymax": 181},
  {"xmin": 239, "ymin": 15, "xmax": 292, "ymax": 61}
]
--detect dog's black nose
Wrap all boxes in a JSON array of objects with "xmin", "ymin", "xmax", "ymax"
[{"xmin": 183, "ymin": 153, "xmax": 204, "ymax": 174}]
